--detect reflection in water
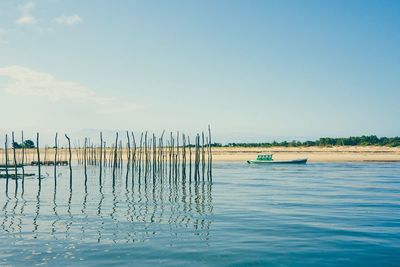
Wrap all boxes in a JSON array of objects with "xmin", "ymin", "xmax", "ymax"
[
  {"xmin": 66, "ymin": 190, "xmax": 73, "ymax": 239},
  {"xmin": 51, "ymin": 189, "xmax": 59, "ymax": 240},
  {"xmin": 32, "ymin": 187, "xmax": 40, "ymax": 239},
  {"xmin": 0, "ymin": 166, "xmax": 213, "ymax": 244},
  {"xmin": 2, "ymin": 162, "xmax": 400, "ymax": 267}
]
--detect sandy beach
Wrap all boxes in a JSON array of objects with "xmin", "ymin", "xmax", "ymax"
[
  {"xmin": 211, "ymin": 146, "xmax": 400, "ymax": 162},
  {"xmin": 1, "ymin": 146, "xmax": 400, "ymax": 165}
]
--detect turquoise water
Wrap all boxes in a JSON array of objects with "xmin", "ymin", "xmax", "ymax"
[{"xmin": 1, "ymin": 162, "xmax": 400, "ymax": 266}]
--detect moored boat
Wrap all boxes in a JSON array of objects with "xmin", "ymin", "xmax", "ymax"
[{"xmin": 247, "ymin": 154, "xmax": 307, "ymax": 164}]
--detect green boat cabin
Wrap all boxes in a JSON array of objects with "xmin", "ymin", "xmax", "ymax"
[{"xmin": 256, "ymin": 154, "xmax": 273, "ymax": 161}]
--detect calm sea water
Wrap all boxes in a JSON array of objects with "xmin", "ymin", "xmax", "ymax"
[{"xmin": 1, "ymin": 162, "xmax": 399, "ymax": 266}]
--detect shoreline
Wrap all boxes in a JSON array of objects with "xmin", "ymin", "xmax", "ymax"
[
  {"xmin": 211, "ymin": 146, "xmax": 400, "ymax": 162},
  {"xmin": 1, "ymin": 146, "xmax": 400, "ymax": 164}
]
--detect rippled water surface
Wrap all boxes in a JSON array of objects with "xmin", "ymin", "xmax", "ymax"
[{"xmin": 1, "ymin": 162, "xmax": 400, "ymax": 266}]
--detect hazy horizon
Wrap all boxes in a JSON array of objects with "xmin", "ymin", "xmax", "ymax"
[{"xmin": 0, "ymin": 128, "xmax": 398, "ymax": 147}]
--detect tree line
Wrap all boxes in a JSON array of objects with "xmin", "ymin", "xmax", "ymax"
[
  {"xmin": 12, "ymin": 140, "xmax": 35, "ymax": 149},
  {"xmin": 210, "ymin": 135, "xmax": 400, "ymax": 147},
  {"xmin": 10, "ymin": 135, "xmax": 400, "ymax": 148}
]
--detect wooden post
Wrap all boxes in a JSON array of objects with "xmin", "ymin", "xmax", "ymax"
[
  {"xmin": 158, "ymin": 131, "xmax": 164, "ymax": 176},
  {"xmin": 54, "ymin": 133, "xmax": 58, "ymax": 179},
  {"xmin": 160, "ymin": 131, "xmax": 165, "ymax": 176},
  {"xmin": 188, "ymin": 136, "xmax": 192, "ymax": 181},
  {"xmin": 65, "ymin": 134, "xmax": 73, "ymax": 188},
  {"xmin": 194, "ymin": 134, "xmax": 197, "ymax": 181},
  {"xmin": 169, "ymin": 133, "xmax": 173, "ymax": 180},
  {"xmin": 126, "ymin": 131, "xmax": 131, "ymax": 186},
  {"xmin": 12, "ymin": 132, "xmax": 18, "ymax": 188},
  {"xmin": 21, "ymin": 131, "xmax": 25, "ymax": 188},
  {"xmin": 5, "ymin": 134, "xmax": 9, "ymax": 194},
  {"xmin": 137, "ymin": 133, "xmax": 142, "ymax": 179},
  {"xmin": 131, "ymin": 132, "xmax": 136, "ymax": 179},
  {"xmin": 182, "ymin": 133, "xmax": 186, "ymax": 179},
  {"xmin": 202, "ymin": 131, "xmax": 205, "ymax": 180},
  {"xmin": 152, "ymin": 133, "xmax": 156, "ymax": 179},
  {"xmin": 208, "ymin": 125, "xmax": 212, "ymax": 179},
  {"xmin": 176, "ymin": 131, "xmax": 180, "ymax": 178},
  {"xmin": 84, "ymin": 137, "xmax": 88, "ymax": 186},
  {"xmin": 197, "ymin": 134, "xmax": 201, "ymax": 180},
  {"xmin": 195, "ymin": 134, "xmax": 200, "ymax": 181},
  {"xmin": 99, "ymin": 132, "xmax": 103, "ymax": 183},
  {"xmin": 144, "ymin": 131, "xmax": 148, "ymax": 177},
  {"xmin": 36, "ymin": 133, "xmax": 41, "ymax": 184},
  {"xmin": 112, "ymin": 132, "xmax": 118, "ymax": 185}
]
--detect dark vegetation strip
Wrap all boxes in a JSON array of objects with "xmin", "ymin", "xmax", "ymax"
[{"xmin": 211, "ymin": 135, "xmax": 400, "ymax": 147}]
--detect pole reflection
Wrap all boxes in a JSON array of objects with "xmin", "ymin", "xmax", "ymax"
[{"xmin": 0, "ymin": 166, "xmax": 213, "ymax": 244}]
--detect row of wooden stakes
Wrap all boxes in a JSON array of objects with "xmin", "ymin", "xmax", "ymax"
[{"xmin": 1, "ymin": 127, "xmax": 213, "ymax": 193}]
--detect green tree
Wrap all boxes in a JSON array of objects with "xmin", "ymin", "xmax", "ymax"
[{"xmin": 23, "ymin": 140, "xmax": 35, "ymax": 148}]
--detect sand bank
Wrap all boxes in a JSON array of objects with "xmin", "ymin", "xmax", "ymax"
[
  {"xmin": 1, "ymin": 146, "xmax": 399, "ymax": 164},
  {"xmin": 211, "ymin": 146, "xmax": 400, "ymax": 162}
]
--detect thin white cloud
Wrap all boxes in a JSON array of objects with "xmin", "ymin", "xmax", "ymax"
[
  {"xmin": 56, "ymin": 14, "xmax": 82, "ymax": 26},
  {"xmin": 16, "ymin": 15, "xmax": 37, "ymax": 25},
  {"xmin": 0, "ymin": 65, "xmax": 140, "ymax": 114},
  {"xmin": 16, "ymin": 2, "xmax": 37, "ymax": 25}
]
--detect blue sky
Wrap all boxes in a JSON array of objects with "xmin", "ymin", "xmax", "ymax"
[{"xmin": 0, "ymin": 0, "xmax": 399, "ymax": 143}]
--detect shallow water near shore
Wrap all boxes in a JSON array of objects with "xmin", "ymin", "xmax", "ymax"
[{"xmin": 1, "ymin": 162, "xmax": 400, "ymax": 266}]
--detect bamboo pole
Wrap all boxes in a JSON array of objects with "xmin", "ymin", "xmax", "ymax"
[
  {"xmin": 12, "ymin": 132, "xmax": 18, "ymax": 192},
  {"xmin": 138, "ymin": 132, "xmax": 143, "ymax": 180},
  {"xmin": 195, "ymin": 134, "xmax": 200, "ymax": 181},
  {"xmin": 176, "ymin": 131, "xmax": 180, "ymax": 177},
  {"xmin": 36, "ymin": 133, "xmax": 41, "ymax": 184},
  {"xmin": 161, "ymin": 131, "xmax": 165, "ymax": 176},
  {"xmin": 158, "ymin": 137, "xmax": 162, "ymax": 176},
  {"xmin": 65, "ymin": 134, "xmax": 73, "ymax": 188},
  {"xmin": 202, "ymin": 132, "xmax": 205, "ymax": 180},
  {"xmin": 131, "ymin": 132, "xmax": 136, "ymax": 179},
  {"xmin": 5, "ymin": 134, "xmax": 9, "ymax": 193},
  {"xmin": 152, "ymin": 133, "xmax": 156, "ymax": 179},
  {"xmin": 197, "ymin": 134, "xmax": 201, "ymax": 180},
  {"xmin": 188, "ymin": 136, "xmax": 192, "ymax": 181},
  {"xmin": 112, "ymin": 132, "xmax": 118, "ymax": 184},
  {"xmin": 54, "ymin": 133, "xmax": 58, "ymax": 178},
  {"xmin": 169, "ymin": 133, "xmax": 173, "ymax": 181},
  {"xmin": 182, "ymin": 133, "xmax": 186, "ymax": 179},
  {"xmin": 208, "ymin": 125, "xmax": 212, "ymax": 179},
  {"xmin": 21, "ymin": 131, "xmax": 25, "ymax": 189},
  {"xmin": 126, "ymin": 131, "xmax": 131, "ymax": 186},
  {"xmin": 144, "ymin": 131, "xmax": 148, "ymax": 177},
  {"xmin": 0, "ymin": 128, "xmax": 212, "ymax": 193},
  {"xmin": 84, "ymin": 137, "xmax": 88, "ymax": 185},
  {"xmin": 194, "ymin": 134, "xmax": 197, "ymax": 181},
  {"xmin": 99, "ymin": 132, "xmax": 103, "ymax": 183}
]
